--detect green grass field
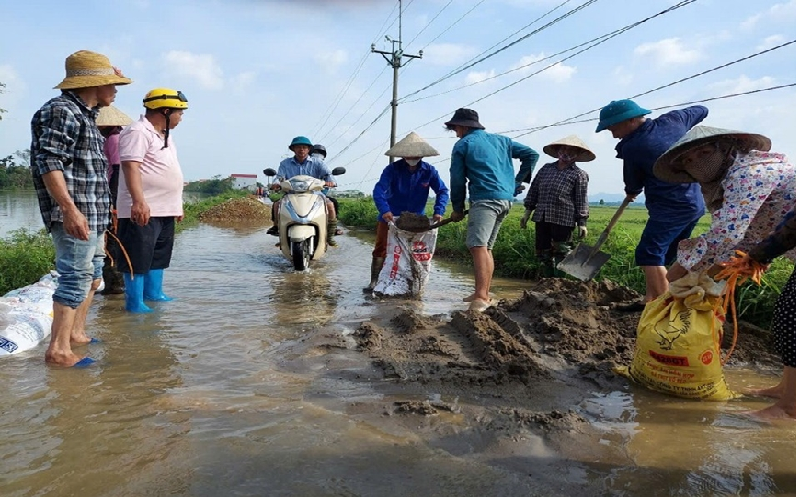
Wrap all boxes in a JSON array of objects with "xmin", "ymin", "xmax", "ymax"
[{"xmin": 338, "ymin": 197, "xmax": 792, "ymax": 328}]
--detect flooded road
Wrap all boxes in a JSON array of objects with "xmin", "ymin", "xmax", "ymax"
[{"xmin": 2, "ymin": 195, "xmax": 796, "ymax": 495}]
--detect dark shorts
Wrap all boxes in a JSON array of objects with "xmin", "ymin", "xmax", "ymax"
[
  {"xmin": 116, "ymin": 217, "xmax": 175, "ymax": 274},
  {"xmin": 772, "ymin": 269, "xmax": 796, "ymax": 368},
  {"xmin": 635, "ymin": 215, "xmax": 700, "ymax": 267}
]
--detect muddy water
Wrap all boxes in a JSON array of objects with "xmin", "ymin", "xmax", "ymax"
[{"xmin": 1, "ymin": 209, "xmax": 796, "ymax": 495}]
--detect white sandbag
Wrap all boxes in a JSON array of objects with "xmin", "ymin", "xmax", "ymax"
[
  {"xmin": 0, "ymin": 274, "xmax": 57, "ymax": 355},
  {"xmin": 373, "ymin": 223, "xmax": 437, "ymax": 298}
]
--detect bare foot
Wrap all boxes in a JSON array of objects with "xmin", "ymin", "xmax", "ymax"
[
  {"xmin": 745, "ymin": 404, "xmax": 796, "ymax": 421},
  {"xmin": 45, "ymin": 349, "xmax": 84, "ymax": 367},
  {"xmin": 463, "ymin": 292, "xmax": 495, "ymax": 303},
  {"xmin": 745, "ymin": 384, "xmax": 784, "ymax": 399},
  {"xmin": 70, "ymin": 332, "xmax": 92, "ymax": 345},
  {"xmin": 468, "ymin": 298, "xmax": 494, "ymax": 312}
]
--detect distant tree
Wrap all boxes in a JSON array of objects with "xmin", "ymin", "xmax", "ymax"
[
  {"xmin": 183, "ymin": 175, "xmax": 235, "ymax": 195},
  {"xmin": 0, "ymin": 149, "xmax": 34, "ymax": 190},
  {"xmin": 599, "ymin": 199, "xmax": 604, "ymax": 205}
]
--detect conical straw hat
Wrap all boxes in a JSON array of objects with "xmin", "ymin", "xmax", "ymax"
[
  {"xmin": 385, "ymin": 131, "xmax": 439, "ymax": 157},
  {"xmin": 542, "ymin": 135, "xmax": 596, "ymax": 162},
  {"xmin": 654, "ymin": 126, "xmax": 771, "ymax": 183},
  {"xmin": 96, "ymin": 105, "xmax": 133, "ymax": 127}
]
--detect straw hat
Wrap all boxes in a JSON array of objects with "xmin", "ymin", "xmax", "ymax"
[
  {"xmin": 96, "ymin": 105, "xmax": 133, "ymax": 127},
  {"xmin": 542, "ymin": 135, "xmax": 596, "ymax": 162},
  {"xmin": 385, "ymin": 131, "xmax": 439, "ymax": 158},
  {"xmin": 54, "ymin": 50, "xmax": 132, "ymax": 90},
  {"xmin": 653, "ymin": 126, "xmax": 771, "ymax": 183}
]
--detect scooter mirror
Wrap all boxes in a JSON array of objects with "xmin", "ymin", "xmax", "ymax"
[
  {"xmin": 331, "ymin": 167, "xmax": 346, "ymax": 176},
  {"xmin": 263, "ymin": 168, "xmax": 277, "ymax": 177}
]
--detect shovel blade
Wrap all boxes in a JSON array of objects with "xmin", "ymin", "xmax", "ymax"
[{"xmin": 556, "ymin": 243, "xmax": 611, "ymax": 281}]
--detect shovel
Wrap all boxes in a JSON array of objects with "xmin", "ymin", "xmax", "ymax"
[
  {"xmin": 557, "ymin": 197, "xmax": 631, "ymax": 281},
  {"xmin": 400, "ymin": 209, "xmax": 469, "ymax": 233}
]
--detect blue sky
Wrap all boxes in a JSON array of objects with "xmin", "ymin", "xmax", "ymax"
[{"xmin": 1, "ymin": 0, "xmax": 794, "ymax": 197}]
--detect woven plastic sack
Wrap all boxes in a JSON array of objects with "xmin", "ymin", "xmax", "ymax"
[
  {"xmin": 373, "ymin": 222, "xmax": 437, "ymax": 298},
  {"xmin": 615, "ymin": 272, "xmax": 738, "ymax": 401},
  {"xmin": 0, "ymin": 273, "xmax": 57, "ymax": 356}
]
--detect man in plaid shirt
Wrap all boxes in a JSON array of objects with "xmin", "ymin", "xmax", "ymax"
[
  {"xmin": 30, "ymin": 50, "xmax": 131, "ymax": 367},
  {"xmin": 520, "ymin": 135, "xmax": 594, "ymax": 277}
]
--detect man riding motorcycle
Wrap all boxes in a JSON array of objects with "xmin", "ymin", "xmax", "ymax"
[{"xmin": 267, "ymin": 136, "xmax": 339, "ymax": 246}]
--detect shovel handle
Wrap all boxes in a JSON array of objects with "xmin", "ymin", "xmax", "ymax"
[
  {"xmin": 429, "ymin": 209, "xmax": 469, "ymax": 230},
  {"xmin": 590, "ymin": 197, "xmax": 632, "ymax": 255}
]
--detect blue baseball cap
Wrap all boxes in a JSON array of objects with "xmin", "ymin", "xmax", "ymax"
[{"xmin": 595, "ymin": 99, "xmax": 651, "ymax": 132}]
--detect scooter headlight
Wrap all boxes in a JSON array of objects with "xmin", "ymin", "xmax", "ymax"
[{"xmin": 289, "ymin": 178, "xmax": 311, "ymax": 192}]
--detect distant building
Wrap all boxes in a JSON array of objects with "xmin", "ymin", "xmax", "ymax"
[{"xmin": 231, "ymin": 173, "xmax": 258, "ymax": 190}]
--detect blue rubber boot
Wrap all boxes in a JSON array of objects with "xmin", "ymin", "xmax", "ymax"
[
  {"xmin": 123, "ymin": 273, "xmax": 153, "ymax": 313},
  {"xmin": 143, "ymin": 269, "xmax": 173, "ymax": 302}
]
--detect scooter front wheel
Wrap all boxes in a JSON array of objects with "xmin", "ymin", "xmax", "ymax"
[{"xmin": 291, "ymin": 239, "xmax": 311, "ymax": 271}]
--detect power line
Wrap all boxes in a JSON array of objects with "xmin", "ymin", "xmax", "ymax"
[
  {"xmin": 403, "ymin": 0, "xmax": 698, "ymax": 133},
  {"xmin": 402, "ymin": 0, "xmax": 453, "ymax": 50},
  {"xmin": 415, "ymin": 0, "xmax": 486, "ymax": 52},
  {"xmin": 310, "ymin": 2, "xmax": 399, "ymax": 138},
  {"xmin": 507, "ymin": 83, "xmax": 796, "ymax": 138},
  {"xmin": 316, "ymin": 65, "xmax": 390, "ymax": 143},
  {"xmin": 400, "ymin": 0, "xmax": 598, "ymax": 102},
  {"xmin": 499, "ymin": 39, "xmax": 796, "ymax": 136}
]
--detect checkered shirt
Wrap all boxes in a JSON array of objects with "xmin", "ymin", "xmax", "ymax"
[
  {"xmin": 30, "ymin": 92, "xmax": 110, "ymax": 233},
  {"xmin": 524, "ymin": 161, "xmax": 589, "ymax": 227}
]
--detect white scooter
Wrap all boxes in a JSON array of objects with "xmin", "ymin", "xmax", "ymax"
[{"xmin": 263, "ymin": 167, "xmax": 345, "ymax": 271}]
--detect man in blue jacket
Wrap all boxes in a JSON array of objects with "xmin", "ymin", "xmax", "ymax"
[
  {"xmin": 596, "ymin": 99, "xmax": 708, "ymax": 311},
  {"xmin": 365, "ymin": 132, "xmax": 450, "ymax": 292},
  {"xmin": 446, "ymin": 108, "xmax": 539, "ymax": 312}
]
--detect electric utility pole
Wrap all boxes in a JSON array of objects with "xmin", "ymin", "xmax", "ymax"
[{"xmin": 371, "ymin": 0, "xmax": 422, "ymax": 162}]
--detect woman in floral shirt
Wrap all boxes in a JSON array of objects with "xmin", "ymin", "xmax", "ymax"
[{"xmin": 653, "ymin": 126, "xmax": 796, "ymax": 281}]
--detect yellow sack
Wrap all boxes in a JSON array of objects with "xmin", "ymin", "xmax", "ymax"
[{"xmin": 616, "ymin": 272, "xmax": 738, "ymax": 401}]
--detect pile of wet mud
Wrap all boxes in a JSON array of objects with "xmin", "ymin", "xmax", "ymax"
[
  {"xmin": 198, "ymin": 196, "xmax": 270, "ymax": 222},
  {"xmin": 395, "ymin": 212, "xmax": 431, "ymax": 231},
  {"xmin": 355, "ymin": 278, "xmax": 779, "ymax": 390}
]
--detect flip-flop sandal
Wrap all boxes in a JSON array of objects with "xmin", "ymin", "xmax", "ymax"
[{"xmin": 73, "ymin": 357, "xmax": 97, "ymax": 368}]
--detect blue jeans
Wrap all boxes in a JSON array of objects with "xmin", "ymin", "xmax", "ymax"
[
  {"xmin": 466, "ymin": 199, "xmax": 512, "ymax": 249},
  {"xmin": 51, "ymin": 223, "xmax": 105, "ymax": 308}
]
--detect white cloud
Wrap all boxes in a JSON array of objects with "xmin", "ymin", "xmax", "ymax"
[
  {"xmin": 633, "ymin": 38, "xmax": 702, "ymax": 67},
  {"xmin": 465, "ymin": 70, "xmax": 496, "ymax": 84},
  {"xmin": 0, "ymin": 65, "xmax": 27, "ymax": 104},
  {"xmin": 314, "ymin": 49, "xmax": 348, "ymax": 75},
  {"xmin": 742, "ymin": 0, "xmax": 796, "ymax": 30},
  {"xmin": 510, "ymin": 54, "xmax": 576, "ymax": 82},
  {"xmin": 612, "ymin": 66, "xmax": 633, "ymax": 87},
  {"xmin": 421, "ymin": 43, "xmax": 478, "ymax": 66},
  {"xmin": 162, "ymin": 50, "xmax": 224, "ymax": 91},
  {"xmin": 756, "ymin": 34, "xmax": 787, "ymax": 51},
  {"xmin": 708, "ymin": 75, "xmax": 777, "ymax": 95}
]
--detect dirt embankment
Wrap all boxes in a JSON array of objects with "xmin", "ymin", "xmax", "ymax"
[
  {"xmin": 198, "ymin": 196, "xmax": 271, "ymax": 223},
  {"xmin": 353, "ymin": 277, "xmax": 778, "ymax": 423}
]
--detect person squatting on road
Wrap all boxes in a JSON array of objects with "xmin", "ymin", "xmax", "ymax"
[
  {"xmin": 445, "ymin": 108, "xmax": 539, "ymax": 312},
  {"xmin": 653, "ymin": 126, "xmax": 796, "ymax": 420},
  {"xmin": 96, "ymin": 105, "xmax": 133, "ymax": 295},
  {"xmin": 519, "ymin": 135, "xmax": 593, "ymax": 278},
  {"xmin": 311, "ymin": 143, "xmax": 343, "ymax": 236},
  {"xmin": 365, "ymin": 131, "xmax": 450, "ymax": 292},
  {"xmin": 30, "ymin": 50, "xmax": 132, "ymax": 367},
  {"xmin": 596, "ymin": 99, "xmax": 708, "ymax": 312},
  {"xmin": 116, "ymin": 88, "xmax": 188, "ymax": 313},
  {"xmin": 268, "ymin": 136, "xmax": 339, "ymax": 246}
]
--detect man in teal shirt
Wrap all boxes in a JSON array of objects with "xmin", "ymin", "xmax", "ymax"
[{"xmin": 445, "ymin": 108, "xmax": 539, "ymax": 311}]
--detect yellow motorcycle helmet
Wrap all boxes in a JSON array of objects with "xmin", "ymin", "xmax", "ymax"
[{"xmin": 143, "ymin": 88, "xmax": 189, "ymax": 110}]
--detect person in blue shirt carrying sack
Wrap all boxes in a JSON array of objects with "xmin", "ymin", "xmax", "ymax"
[
  {"xmin": 445, "ymin": 108, "xmax": 539, "ymax": 312},
  {"xmin": 596, "ymin": 99, "xmax": 708, "ymax": 312},
  {"xmin": 365, "ymin": 131, "xmax": 450, "ymax": 292}
]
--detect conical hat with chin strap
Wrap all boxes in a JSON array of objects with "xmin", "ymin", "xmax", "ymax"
[
  {"xmin": 385, "ymin": 131, "xmax": 439, "ymax": 158},
  {"xmin": 542, "ymin": 135, "xmax": 596, "ymax": 162}
]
